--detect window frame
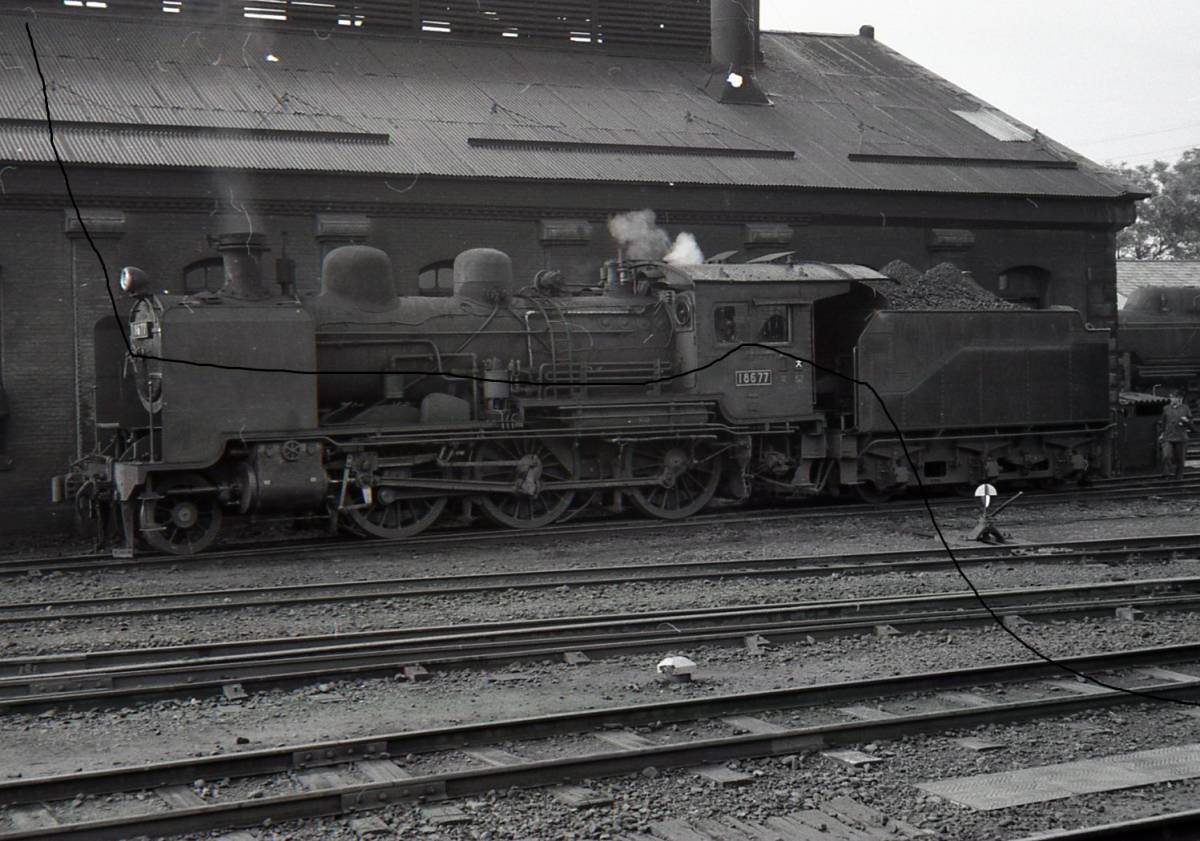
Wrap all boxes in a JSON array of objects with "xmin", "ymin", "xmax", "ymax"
[
  {"xmin": 181, "ymin": 257, "xmax": 225, "ymax": 295},
  {"xmin": 418, "ymin": 259, "xmax": 455, "ymax": 297},
  {"xmin": 754, "ymin": 304, "xmax": 792, "ymax": 345}
]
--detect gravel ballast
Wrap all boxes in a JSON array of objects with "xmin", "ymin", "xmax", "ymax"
[{"xmin": 5, "ymin": 496, "xmax": 1200, "ymax": 841}]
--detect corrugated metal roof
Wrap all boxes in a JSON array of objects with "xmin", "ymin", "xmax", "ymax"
[
  {"xmin": 1117, "ymin": 262, "xmax": 1200, "ymax": 298},
  {"xmin": 685, "ymin": 263, "xmax": 888, "ymax": 282},
  {"xmin": 0, "ymin": 11, "xmax": 1139, "ymax": 198}
]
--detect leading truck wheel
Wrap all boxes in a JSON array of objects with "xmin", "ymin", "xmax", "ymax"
[
  {"xmin": 624, "ymin": 440, "xmax": 722, "ymax": 520},
  {"xmin": 138, "ymin": 473, "xmax": 222, "ymax": 555}
]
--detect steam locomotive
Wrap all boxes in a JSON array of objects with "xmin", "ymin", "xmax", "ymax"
[
  {"xmin": 56, "ymin": 236, "xmax": 1112, "ymax": 555},
  {"xmin": 1119, "ymin": 285, "xmax": 1200, "ymax": 401}
]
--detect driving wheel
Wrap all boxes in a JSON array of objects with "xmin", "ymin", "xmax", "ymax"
[
  {"xmin": 476, "ymin": 439, "xmax": 575, "ymax": 529},
  {"xmin": 624, "ymin": 440, "xmax": 722, "ymax": 520},
  {"xmin": 346, "ymin": 463, "xmax": 448, "ymax": 539}
]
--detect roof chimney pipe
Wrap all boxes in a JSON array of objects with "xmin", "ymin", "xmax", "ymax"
[
  {"xmin": 706, "ymin": 0, "xmax": 769, "ymax": 105},
  {"xmin": 859, "ymin": 24, "xmax": 875, "ymax": 39}
]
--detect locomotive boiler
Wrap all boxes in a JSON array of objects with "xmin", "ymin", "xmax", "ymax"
[{"xmin": 59, "ymin": 237, "xmax": 1114, "ymax": 555}]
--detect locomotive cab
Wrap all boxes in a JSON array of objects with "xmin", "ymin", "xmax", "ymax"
[{"xmin": 683, "ymin": 262, "xmax": 886, "ymax": 425}]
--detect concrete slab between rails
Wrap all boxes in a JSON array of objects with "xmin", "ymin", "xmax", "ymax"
[
  {"xmin": 916, "ymin": 742, "xmax": 1200, "ymax": 810},
  {"xmin": 629, "ymin": 800, "xmax": 934, "ymax": 840}
]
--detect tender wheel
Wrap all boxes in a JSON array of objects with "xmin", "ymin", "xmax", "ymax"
[
  {"xmin": 347, "ymin": 465, "xmax": 448, "ymax": 539},
  {"xmin": 624, "ymin": 440, "xmax": 722, "ymax": 520},
  {"xmin": 1034, "ymin": 475, "xmax": 1073, "ymax": 492},
  {"xmin": 853, "ymin": 481, "xmax": 897, "ymax": 504},
  {"xmin": 476, "ymin": 440, "xmax": 575, "ymax": 529},
  {"xmin": 138, "ymin": 473, "xmax": 222, "ymax": 555}
]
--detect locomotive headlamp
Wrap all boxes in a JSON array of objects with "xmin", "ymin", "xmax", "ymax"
[
  {"xmin": 119, "ymin": 266, "xmax": 152, "ymax": 297},
  {"xmin": 674, "ymin": 297, "xmax": 693, "ymax": 328}
]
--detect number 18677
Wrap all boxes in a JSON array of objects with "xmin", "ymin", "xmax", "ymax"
[{"xmin": 735, "ymin": 370, "xmax": 772, "ymax": 387}]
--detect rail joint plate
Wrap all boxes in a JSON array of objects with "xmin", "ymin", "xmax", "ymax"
[
  {"xmin": 294, "ymin": 740, "xmax": 389, "ymax": 769},
  {"xmin": 341, "ymin": 780, "xmax": 447, "ymax": 812}
]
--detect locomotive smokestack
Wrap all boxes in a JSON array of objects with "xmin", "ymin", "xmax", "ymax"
[
  {"xmin": 215, "ymin": 232, "xmax": 272, "ymax": 301},
  {"xmin": 706, "ymin": 0, "xmax": 769, "ymax": 105}
]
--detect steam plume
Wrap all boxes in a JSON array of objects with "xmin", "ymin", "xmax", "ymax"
[
  {"xmin": 607, "ymin": 209, "xmax": 704, "ymax": 264},
  {"xmin": 607, "ymin": 209, "xmax": 671, "ymax": 260},
  {"xmin": 664, "ymin": 232, "xmax": 704, "ymax": 266}
]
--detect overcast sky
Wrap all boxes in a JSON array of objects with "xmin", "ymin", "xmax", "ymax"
[{"xmin": 759, "ymin": 0, "xmax": 1200, "ymax": 168}]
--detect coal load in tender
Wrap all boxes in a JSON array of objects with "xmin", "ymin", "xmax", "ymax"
[{"xmin": 868, "ymin": 260, "xmax": 1025, "ymax": 310}]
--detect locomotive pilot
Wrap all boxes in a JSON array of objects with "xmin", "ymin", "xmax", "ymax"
[{"xmin": 1160, "ymin": 392, "xmax": 1194, "ymax": 480}]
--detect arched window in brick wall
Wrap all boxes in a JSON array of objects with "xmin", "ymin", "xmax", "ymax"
[
  {"xmin": 418, "ymin": 260, "xmax": 455, "ymax": 297},
  {"xmin": 182, "ymin": 257, "xmax": 226, "ymax": 294},
  {"xmin": 997, "ymin": 266, "xmax": 1051, "ymax": 308}
]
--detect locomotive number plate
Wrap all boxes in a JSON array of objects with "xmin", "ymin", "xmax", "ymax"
[{"xmin": 735, "ymin": 369, "xmax": 772, "ymax": 387}]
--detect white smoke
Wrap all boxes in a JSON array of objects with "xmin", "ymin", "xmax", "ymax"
[
  {"xmin": 664, "ymin": 232, "xmax": 704, "ymax": 266},
  {"xmin": 608, "ymin": 209, "xmax": 672, "ymax": 260}
]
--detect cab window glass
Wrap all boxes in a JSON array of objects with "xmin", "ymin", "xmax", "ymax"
[
  {"xmin": 713, "ymin": 304, "xmax": 742, "ymax": 343},
  {"xmin": 756, "ymin": 305, "xmax": 790, "ymax": 344}
]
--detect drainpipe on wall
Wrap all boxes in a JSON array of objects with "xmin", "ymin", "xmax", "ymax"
[{"xmin": 64, "ymin": 208, "xmax": 126, "ymax": 460}]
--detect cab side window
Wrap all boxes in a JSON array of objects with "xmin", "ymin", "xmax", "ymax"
[
  {"xmin": 714, "ymin": 304, "xmax": 741, "ymax": 344},
  {"xmin": 756, "ymin": 305, "xmax": 790, "ymax": 344}
]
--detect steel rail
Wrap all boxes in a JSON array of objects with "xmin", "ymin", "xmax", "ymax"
[
  {"xmin": 2, "ymin": 578, "xmax": 1198, "ymax": 710},
  {"xmin": 4, "ymin": 533, "xmax": 1200, "ymax": 626},
  {"xmin": 4, "ymin": 575, "xmax": 1198, "ymax": 674},
  {"xmin": 4, "ymin": 475, "xmax": 1199, "ymax": 578},
  {"xmin": 1012, "ymin": 807, "xmax": 1200, "ymax": 840},
  {"xmin": 2, "ymin": 676, "xmax": 1199, "ymax": 840},
  {"xmin": 1, "ymin": 642, "xmax": 1197, "ymax": 807}
]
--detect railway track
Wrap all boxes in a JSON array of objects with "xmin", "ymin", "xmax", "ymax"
[
  {"xmin": 1017, "ymin": 807, "xmax": 1200, "ymax": 839},
  {"xmin": 5, "ymin": 474, "xmax": 1200, "ymax": 579},
  {"xmin": 3, "ymin": 532, "xmax": 1200, "ymax": 626},
  {"xmin": 1, "ymin": 643, "xmax": 1198, "ymax": 840},
  {"xmin": 3, "ymin": 576, "xmax": 1199, "ymax": 711}
]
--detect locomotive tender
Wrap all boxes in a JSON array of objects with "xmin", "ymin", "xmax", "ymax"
[{"xmin": 58, "ymin": 236, "xmax": 1113, "ymax": 555}]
